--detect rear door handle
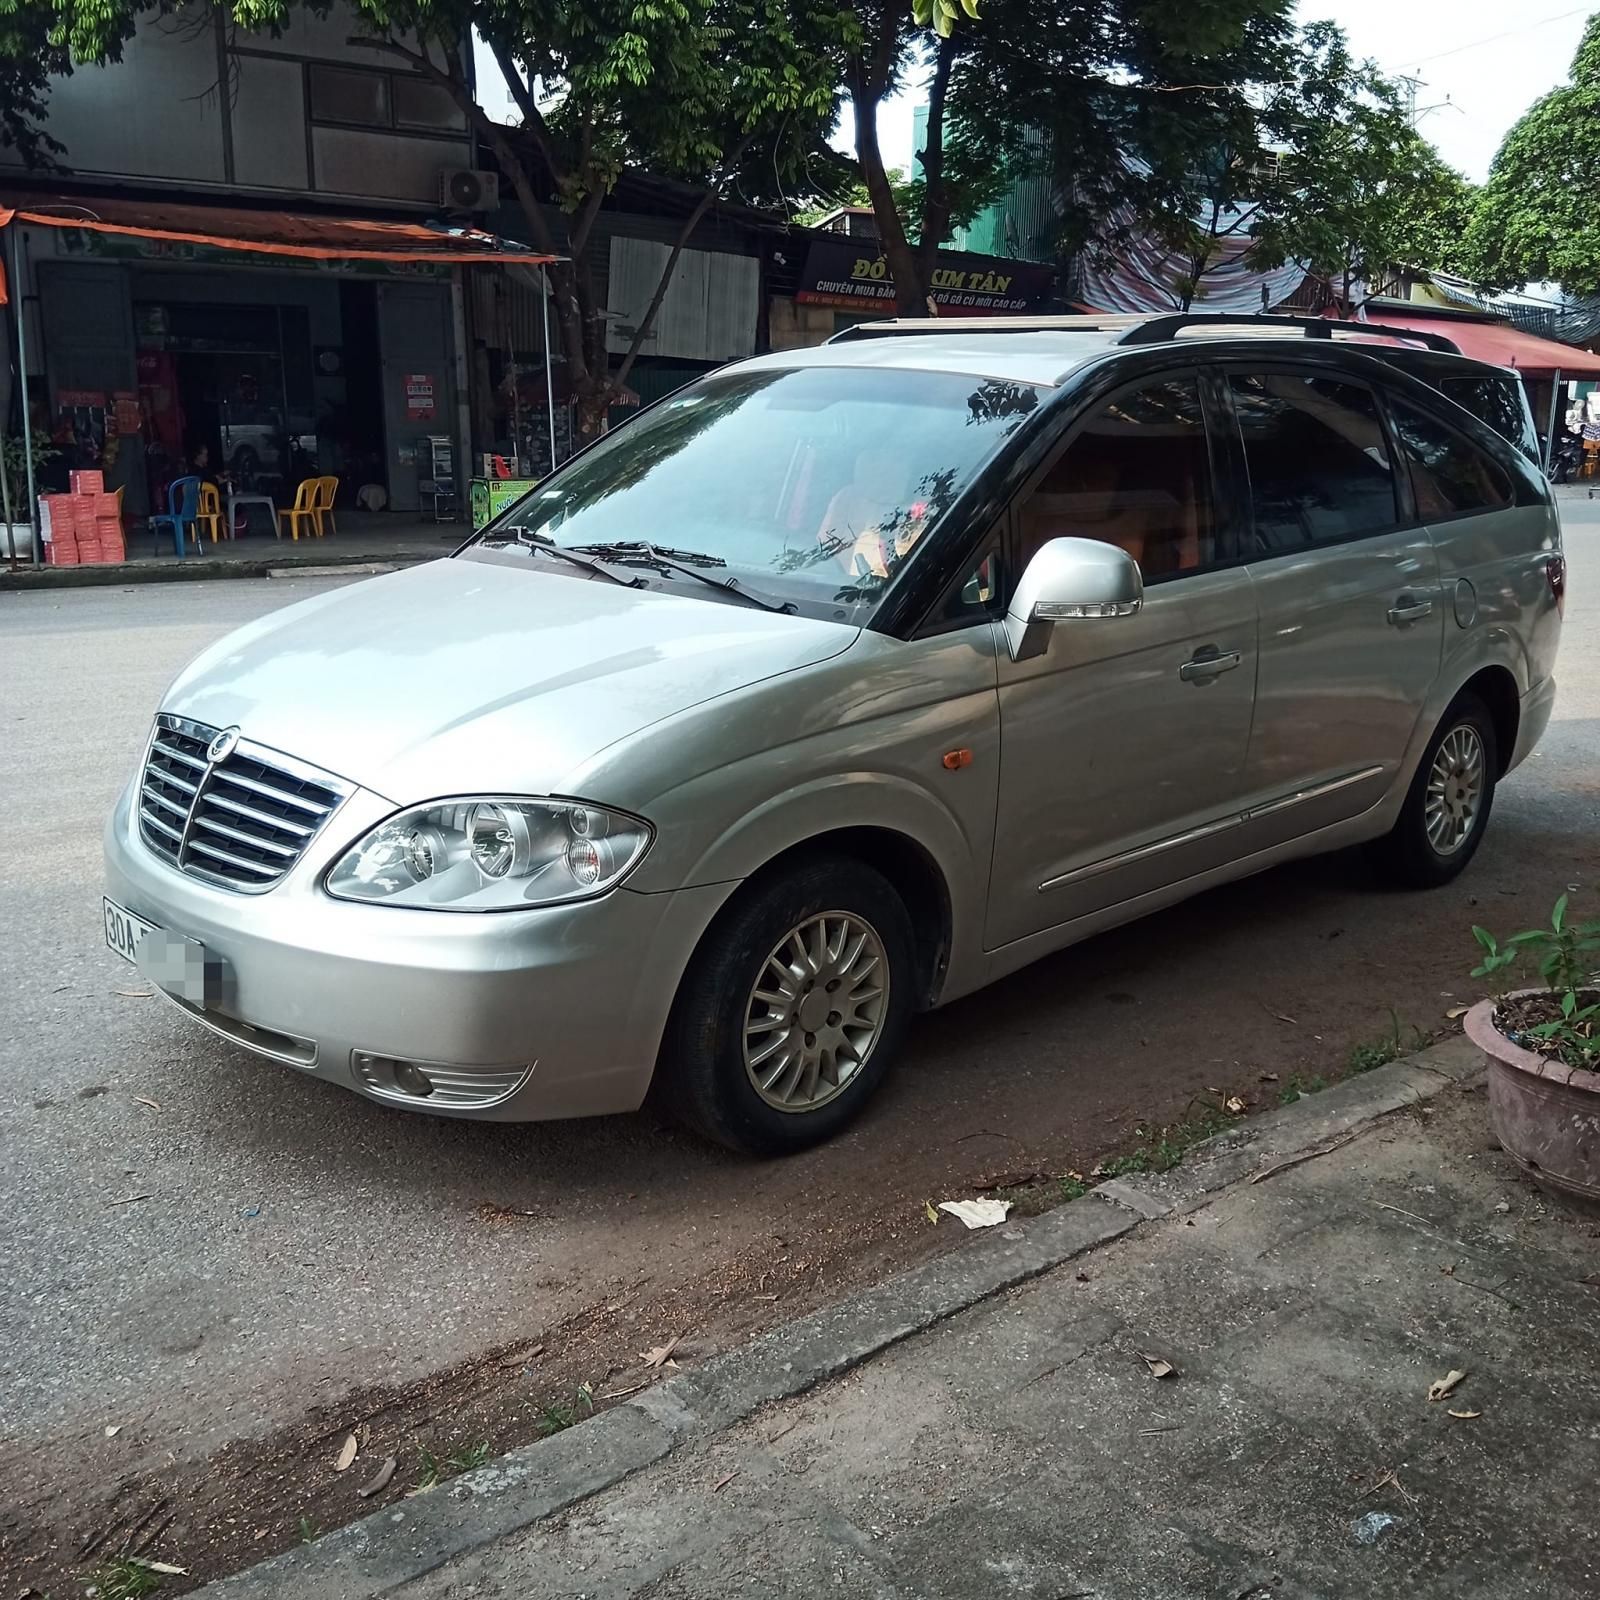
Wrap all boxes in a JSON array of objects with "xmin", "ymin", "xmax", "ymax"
[
  {"xmin": 1179, "ymin": 647, "xmax": 1243, "ymax": 683},
  {"xmin": 1387, "ymin": 596, "xmax": 1434, "ymax": 625}
]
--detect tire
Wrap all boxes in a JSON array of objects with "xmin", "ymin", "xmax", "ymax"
[
  {"xmin": 658, "ymin": 856, "xmax": 917, "ymax": 1155},
  {"xmin": 1368, "ymin": 693, "xmax": 1499, "ymax": 889}
]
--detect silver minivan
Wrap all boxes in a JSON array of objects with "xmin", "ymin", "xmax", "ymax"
[{"xmin": 104, "ymin": 314, "xmax": 1564, "ymax": 1153}]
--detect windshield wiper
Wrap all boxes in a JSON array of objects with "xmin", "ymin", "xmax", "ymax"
[
  {"xmin": 570, "ymin": 541, "xmax": 796, "ymax": 614},
  {"xmin": 509, "ymin": 530, "xmax": 646, "ymax": 590}
]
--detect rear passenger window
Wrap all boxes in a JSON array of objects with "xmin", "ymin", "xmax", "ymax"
[
  {"xmin": 1390, "ymin": 400, "xmax": 1514, "ymax": 520},
  {"xmin": 1437, "ymin": 376, "xmax": 1540, "ymax": 463},
  {"xmin": 1016, "ymin": 376, "xmax": 1214, "ymax": 581},
  {"xmin": 1229, "ymin": 373, "xmax": 1397, "ymax": 552}
]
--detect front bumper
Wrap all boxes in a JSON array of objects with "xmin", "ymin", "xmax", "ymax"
[{"xmin": 104, "ymin": 780, "xmax": 732, "ymax": 1120}]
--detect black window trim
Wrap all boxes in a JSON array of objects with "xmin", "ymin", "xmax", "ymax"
[
  {"xmin": 911, "ymin": 524, "xmax": 1006, "ymax": 640},
  {"xmin": 1217, "ymin": 361, "xmax": 1413, "ymax": 560},
  {"xmin": 996, "ymin": 362, "xmax": 1238, "ymax": 608},
  {"xmin": 1384, "ymin": 389, "xmax": 1520, "ymax": 530}
]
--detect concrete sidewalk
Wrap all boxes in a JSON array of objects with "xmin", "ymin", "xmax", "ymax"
[
  {"xmin": 202, "ymin": 1039, "xmax": 1600, "ymax": 1600},
  {"xmin": 0, "ymin": 515, "xmax": 460, "ymax": 589}
]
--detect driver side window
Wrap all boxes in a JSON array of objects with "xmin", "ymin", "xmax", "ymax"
[{"xmin": 1014, "ymin": 375, "xmax": 1217, "ymax": 583}]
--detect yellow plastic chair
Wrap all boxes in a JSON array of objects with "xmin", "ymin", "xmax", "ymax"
[
  {"xmin": 195, "ymin": 482, "xmax": 224, "ymax": 543},
  {"xmin": 278, "ymin": 479, "xmax": 320, "ymax": 541},
  {"xmin": 313, "ymin": 474, "xmax": 339, "ymax": 538}
]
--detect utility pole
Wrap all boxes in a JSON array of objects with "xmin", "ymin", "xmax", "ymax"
[{"xmin": 1395, "ymin": 73, "xmax": 1423, "ymax": 128}]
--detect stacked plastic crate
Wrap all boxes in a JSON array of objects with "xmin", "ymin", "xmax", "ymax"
[{"xmin": 43, "ymin": 471, "xmax": 125, "ymax": 565}]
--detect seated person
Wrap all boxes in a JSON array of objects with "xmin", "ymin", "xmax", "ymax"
[{"xmin": 816, "ymin": 451, "xmax": 930, "ymax": 579}]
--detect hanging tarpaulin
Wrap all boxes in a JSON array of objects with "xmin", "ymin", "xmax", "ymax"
[{"xmin": 0, "ymin": 194, "xmax": 559, "ymax": 303}]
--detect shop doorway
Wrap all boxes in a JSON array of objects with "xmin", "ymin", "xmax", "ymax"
[{"xmin": 135, "ymin": 300, "xmax": 317, "ymax": 505}]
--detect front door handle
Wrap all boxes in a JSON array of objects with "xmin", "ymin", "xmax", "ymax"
[
  {"xmin": 1179, "ymin": 647, "xmax": 1243, "ymax": 683},
  {"xmin": 1387, "ymin": 596, "xmax": 1434, "ymax": 626}
]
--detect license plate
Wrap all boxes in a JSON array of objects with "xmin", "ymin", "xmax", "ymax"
[{"xmin": 104, "ymin": 896, "xmax": 155, "ymax": 964}]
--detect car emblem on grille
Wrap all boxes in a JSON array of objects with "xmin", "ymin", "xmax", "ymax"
[{"xmin": 206, "ymin": 726, "xmax": 241, "ymax": 764}]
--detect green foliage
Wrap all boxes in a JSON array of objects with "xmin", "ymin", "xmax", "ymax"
[
  {"xmin": 1472, "ymin": 895, "xmax": 1600, "ymax": 1065},
  {"xmin": 1346, "ymin": 1009, "xmax": 1425, "ymax": 1075},
  {"xmin": 912, "ymin": 0, "xmax": 978, "ymax": 41},
  {"xmin": 91, "ymin": 1559, "xmax": 162, "ymax": 1600},
  {"xmin": 2, "ymin": 432, "xmax": 58, "ymax": 520},
  {"xmin": 1466, "ymin": 16, "xmax": 1600, "ymax": 295}
]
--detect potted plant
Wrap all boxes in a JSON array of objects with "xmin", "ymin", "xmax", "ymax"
[
  {"xmin": 1466, "ymin": 895, "xmax": 1600, "ymax": 1209},
  {"xmin": 1, "ymin": 433, "xmax": 57, "ymax": 559}
]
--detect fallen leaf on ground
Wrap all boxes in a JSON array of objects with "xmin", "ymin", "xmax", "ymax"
[
  {"xmin": 1142, "ymin": 1355, "xmax": 1177, "ymax": 1379},
  {"xmin": 357, "ymin": 1456, "xmax": 397, "ymax": 1498},
  {"xmin": 497, "ymin": 1342, "xmax": 545, "ymax": 1369},
  {"xmin": 1225, "ymin": 1096, "xmax": 1246, "ymax": 1115},
  {"xmin": 131, "ymin": 1561, "xmax": 187, "ymax": 1576},
  {"xmin": 131, "ymin": 1096, "xmax": 161, "ymax": 1111},
  {"xmin": 923, "ymin": 1199, "xmax": 939, "ymax": 1224},
  {"xmin": 640, "ymin": 1335, "xmax": 683, "ymax": 1369},
  {"xmin": 334, "ymin": 1434, "xmax": 357, "ymax": 1472},
  {"xmin": 1428, "ymin": 1369, "xmax": 1467, "ymax": 1402},
  {"xmin": 1259, "ymin": 1072, "xmax": 1280, "ymax": 1084},
  {"xmin": 937, "ymin": 1198, "xmax": 1012, "ymax": 1229},
  {"xmin": 104, "ymin": 1425, "xmax": 122, "ymax": 1438},
  {"xmin": 1494, "ymin": 1200, "xmax": 1512, "ymax": 1214},
  {"xmin": 1446, "ymin": 1006, "xmax": 1470, "ymax": 1020},
  {"xmin": 712, "ymin": 1471, "xmax": 738, "ymax": 1493},
  {"xmin": 1447, "ymin": 1409, "xmax": 1482, "ymax": 1420},
  {"xmin": 114, "ymin": 988, "xmax": 153, "ymax": 999}
]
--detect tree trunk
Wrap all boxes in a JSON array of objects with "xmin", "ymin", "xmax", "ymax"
[{"xmin": 914, "ymin": 33, "xmax": 958, "ymax": 298}]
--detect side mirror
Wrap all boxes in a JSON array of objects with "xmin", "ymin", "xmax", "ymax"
[{"xmin": 1004, "ymin": 536, "xmax": 1142, "ymax": 662}]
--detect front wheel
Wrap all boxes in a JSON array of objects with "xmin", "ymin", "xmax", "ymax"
[
  {"xmin": 658, "ymin": 857, "xmax": 916, "ymax": 1155},
  {"xmin": 1368, "ymin": 694, "xmax": 1498, "ymax": 888}
]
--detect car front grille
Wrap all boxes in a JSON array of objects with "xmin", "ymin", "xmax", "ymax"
[{"xmin": 137, "ymin": 713, "xmax": 352, "ymax": 893}]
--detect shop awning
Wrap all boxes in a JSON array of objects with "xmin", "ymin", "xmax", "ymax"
[
  {"xmin": 1360, "ymin": 308, "xmax": 1600, "ymax": 378},
  {"xmin": 0, "ymin": 192, "xmax": 557, "ymax": 302}
]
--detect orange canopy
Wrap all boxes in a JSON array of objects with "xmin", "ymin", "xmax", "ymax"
[
  {"xmin": 1361, "ymin": 308, "xmax": 1600, "ymax": 378},
  {"xmin": 0, "ymin": 192, "xmax": 556, "ymax": 301}
]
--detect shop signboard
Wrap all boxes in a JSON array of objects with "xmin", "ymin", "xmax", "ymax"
[
  {"xmin": 794, "ymin": 236, "xmax": 1057, "ymax": 316},
  {"xmin": 469, "ymin": 477, "xmax": 538, "ymax": 530}
]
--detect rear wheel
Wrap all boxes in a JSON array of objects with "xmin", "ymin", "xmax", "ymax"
[
  {"xmin": 659, "ymin": 856, "xmax": 915, "ymax": 1155},
  {"xmin": 1368, "ymin": 693, "xmax": 1498, "ymax": 888}
]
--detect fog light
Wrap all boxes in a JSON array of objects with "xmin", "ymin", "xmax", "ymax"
[{"xmin": 392, "ymin": 1059, "xmax": 435, "ymax": 1098}]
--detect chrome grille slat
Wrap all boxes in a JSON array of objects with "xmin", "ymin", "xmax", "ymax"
[
  {"xmin": 202, "ymin": 789, "xmax": 315, "ymax": 837},
  {"xmin": 136, "ymin": 714, "xmax": 351, "ymax": 893},
  {"xmin": 186, "ymin": 836, "xmax": 286, "ymax": 878},
  {"xmin": 190, "ymin": 813, "xmax": 300, "ymax": 857},
  {"xmin": 153, "ymin": 740, "xmax": 209, "ymax": 771},
  {"xmin": 208, "ymin": 767, "xmax": 337, "ymax": 818},
  {"xmin": 141, "ymin": 784, "xmax": 190, "ymax": 821},
  {"xmin": 139, "ymin": 807, "xmax": 184, "ymax": 844}
]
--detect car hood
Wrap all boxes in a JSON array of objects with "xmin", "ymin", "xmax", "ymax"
[{"xmin": 161, "ymin": 556, "xmax": 858, "ymax": 800}]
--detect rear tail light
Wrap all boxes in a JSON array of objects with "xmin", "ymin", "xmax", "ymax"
[{"xmin": 1547, "ymin": 552, "xmax": 1567, "ymax": 617}]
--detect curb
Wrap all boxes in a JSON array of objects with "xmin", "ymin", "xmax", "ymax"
[
  {"xmin": 0, "ymin": 550, "xmax": 438, "ymax": 590},
  {"xmin": 196, "ymin": 1034, "xmax": 1484, "ymax": 1599}
]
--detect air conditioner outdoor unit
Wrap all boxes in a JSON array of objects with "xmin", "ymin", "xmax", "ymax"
[{"xmin": 439, "ymin": 169, "xmax": 501, "ymax": 212}]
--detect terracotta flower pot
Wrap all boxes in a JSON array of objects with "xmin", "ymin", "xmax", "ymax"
[{"xmin": 1465, "ymin": 991, "xmax": 1600, "ymax": 1212}]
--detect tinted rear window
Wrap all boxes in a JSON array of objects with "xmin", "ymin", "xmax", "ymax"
[
  {"xmin": 1436, "ymin": 375, "xmax": 1540, "ymax": 462},
  {"xmin": 1229, "ymin": 373, "xmax": 1398, "ymax": 553},
  {"xmin": 1389, "ymin": 400, "xmax": 1514, "ymax": 520}
]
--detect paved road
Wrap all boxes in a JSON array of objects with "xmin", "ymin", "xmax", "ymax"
[{"xmin": 3, "ymin": 506, "xmax": 1597, "ymax": 1511}]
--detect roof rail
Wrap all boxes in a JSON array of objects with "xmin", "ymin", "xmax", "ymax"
[
  {"xmin": 826, "ymin": 311, "xmax": 1461, "ymax": 355},
  {"xmin": 1114, "ymin": 313, "xmax": 1461, "ymax": 354},
  {"xmin": 827, "ymin": 315, "xmax": 1144, "ymax": 343}
]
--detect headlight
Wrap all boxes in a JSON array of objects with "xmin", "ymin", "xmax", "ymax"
[{"xmin": 325, "ymin": 797, "xmax": 652, "ymax": 911}]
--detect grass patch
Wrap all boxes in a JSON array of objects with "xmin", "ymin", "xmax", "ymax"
[
  {"xmin": 1347, "ymin": 1010, "xmax": 1428, "ymax": 1075},
  {"xmin": 1101, "ymin": 1103, "xmax": 1233, "ymax": 1178},
  {"xmin": 1278, "ymin": 1073, "xmax": 1329, "ymax": 1105},
  {"xmin": 298, "ymin": 1517, "xmax": 320, "ymax": 1545},
  {"xmin": 414, "ymin": 1439, "xmax": 492, "ymax": 1491},
  {"xmin": 92, "ymin": 1559, "xmax": 163, "ymax": 1600}
]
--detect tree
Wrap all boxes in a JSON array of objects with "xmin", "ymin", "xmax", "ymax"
[
  {"xmin": 10, "ymin": 0, "xmax": 849, "ymax": 438},
  {"xmin": 1248, "ymin": 25, "xmax": 1479, "ymax": 312},
  {"xmin": 845, "ymin": 0, "xmax": 1303, "ymax": 314},
  {"xmin": 1466, "ymin": 13, "xmax": 1600, "ymax": 296},
  {"xmin": 793, "ymin": 168, "xmax": 916, "ymax": 233}
]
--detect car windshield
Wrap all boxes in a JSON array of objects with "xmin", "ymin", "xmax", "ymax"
[{"xmin": 465, "ymin": 365, "xmax": 1043, "ymax": 622}]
